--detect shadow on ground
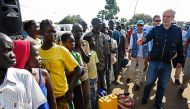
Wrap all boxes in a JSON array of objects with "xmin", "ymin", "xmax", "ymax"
[{"xmin": 110, "ymin": 65, "xmax": 190, "ymax": 109}]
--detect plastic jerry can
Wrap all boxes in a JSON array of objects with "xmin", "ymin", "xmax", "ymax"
[{"xmin": 98, "ymin": 94, "xmax": 118, "ymax": 109}]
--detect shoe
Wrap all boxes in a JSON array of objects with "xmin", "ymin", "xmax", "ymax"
[
  {"xmin": 126, "ymin": 78, "xmax": 131, "ymax": 83},
  {"xmin": 155, "ymin": 104, "xmax": 164, "ymax": 109},
  {"xmin": 178, "ymin": 87, "xmax": 184, "ymax": 96},
  {"xmin": 175, "ymin": 79, "xmax": 181, "ymax": 85},
  {"xmin": 134, "ymin": 84, "xmax": 140, "ymax": 91},
  {"xmin": 141, "ymin": 98, "xmax": 147, "ymax": 104}
]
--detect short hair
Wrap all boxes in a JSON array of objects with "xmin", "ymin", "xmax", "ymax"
[
  {"xmin": 91, "ymin": 18, "xmax": 101, "ymax": 26},
  {"xmin": 83, "ymin": 36, "xmax": 90, "ymax": 42},
  {"xmin": 78, "ymin": 20, "xmax": 87, "ymax": 26},
  {"xmin": 40, "ymin": 19, "xmax": 53, "ymax": 31},
  {"xmin": 72, "ymin": 23, "xmax": 82, "ymax": 31},
  {"xmin": 0, "ymin": 32, "xmax": 12, "ymax": 46},
  {"xmin": 23, "ymin": 20, "xmax": 36, "ymax": 32},
  {"xmin": 163, "ymin": 9, "xmax": 176, "ymax": 18},
  {"xmin": 60, "ymin": 32, "xmax": 73, "ymax": 43},
  {"xmin": 153, "ymin": 15, "xmax": 160, "ymax": 20}
]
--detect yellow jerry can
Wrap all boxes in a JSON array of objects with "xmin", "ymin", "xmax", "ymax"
[{"xmin": 98, "ymin": 94, "xmax": 118, "ymax": 109}]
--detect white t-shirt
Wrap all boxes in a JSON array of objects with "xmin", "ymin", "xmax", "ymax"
[
  {"xmin": 137, "ymin": 33, "xmax": 144, "ymax": 57},
  {"xmin": 111, "ymin": 38, "xmax": 118, "ymax": 64},
  {"xmin": 120, "ymin": 29, "xmax": 126, "ymax": 37}
]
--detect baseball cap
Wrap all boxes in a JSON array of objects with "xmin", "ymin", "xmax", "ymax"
[{"xmin": 137, "ymin": 20, "xmax": 144, "ymax": 25}]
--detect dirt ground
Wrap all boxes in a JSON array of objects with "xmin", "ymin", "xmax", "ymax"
[{"xmin": 110, "ymin": 64, "xmax": 190, "ymax": 109}]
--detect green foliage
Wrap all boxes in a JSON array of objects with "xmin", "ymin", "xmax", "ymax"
[
  {"xmin": 119, "ymin": 18, "xmax": 128, "ymax": 24},
  {"xmin": 59, "ymin": 15, "xmax": 83, "ymax": 24},
  {"xmin": 97, "ymin": 0, "xmax": 120, "ymax": 21},
  {"xmin": 129, "ymin": 13, "xmax": 152, "ymax": 25},
  {"xmin": 97, "ymin": 10, "xmax": 106, "ymax": 21}
]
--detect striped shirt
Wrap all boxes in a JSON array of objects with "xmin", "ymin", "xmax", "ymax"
[{"xmin": 0, "ymin": 68, "xmax": 47, "ymax": 109}]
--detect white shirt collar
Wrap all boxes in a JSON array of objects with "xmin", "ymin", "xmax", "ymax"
[{"xmin": 4, "ymin": 68, "xmax": 17, "ymax": 84}]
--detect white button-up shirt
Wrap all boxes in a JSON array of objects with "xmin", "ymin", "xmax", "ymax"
[{"xmin": 0, "ymin": 68, "xmax": 47, "ymax": 109}]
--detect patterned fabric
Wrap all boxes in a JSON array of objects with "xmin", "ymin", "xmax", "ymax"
[
  {"xmin": 87, "ymin": 50, "xmax": 99, "ymax": 79},
  {"xmin": 57, "ymin": 101, "xmax": 74, "ymax": 109}
]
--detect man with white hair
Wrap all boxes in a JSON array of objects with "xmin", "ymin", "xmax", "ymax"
[{"xmin": 138, "ymin": 9, "xmax": 184, "ymax": 109}]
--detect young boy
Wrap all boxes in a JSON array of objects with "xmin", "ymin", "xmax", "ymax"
[
  {"xmin": 61, "ymin": 32, "xmax": 84, "ymax": 109},
  {"xmin": 25, "ymin": 42, "xmax": 57, "ymax": 109},
  {"xmin": 84, "ymin": 36, "xmax": 99, "ymax": 109},
  {"xmin": 39, "ymin": 19, "xmax": 82, "ymax": 109}
]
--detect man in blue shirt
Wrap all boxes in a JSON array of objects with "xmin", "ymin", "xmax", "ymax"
[
  {"xmin": 178, "ymin": 28, "xmax": 190, "ymax": 95},
  {"xmin": 138, "ymin": 9, "xmax": 184, "ymax": 109},
  {"xmin": 127, "ymin": 20, "xmax": 149, "ymax": 91}
]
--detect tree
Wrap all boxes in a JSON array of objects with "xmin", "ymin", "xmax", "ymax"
[
  {"xmin": 59, "ymin": 15, "xmax": 83, "ymax": 24},
  {"xmin": 97, "ymin": 0, "xmax": 120, "ymax": 21},
  {"xmin": 119, "ymin": 18, "xmax": 128, "ymax": 24},
  {"xmin": 129, "ymin": 13, "xmax": 152, "ymax": 25},
  {"xmin": 97, "ymin": 10, "xmax": 106, "ymax": 21}
]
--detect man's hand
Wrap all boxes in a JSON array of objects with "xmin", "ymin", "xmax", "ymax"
[{"xmin": 137, "ymin": 37, "xmax": 145, "ymax": 45}]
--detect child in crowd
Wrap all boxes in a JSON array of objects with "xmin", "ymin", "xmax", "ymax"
[
  {"xmin": 61, "ymin": 32, "xmax": 84, "ymax": 109},
  {"xmin": 84, "ymin": 36, "xmax": 99, "ymax": 109},
  {"xmin": 25, "ymin": 42, "xmax": 57, "ymax": 109},
  {"xmin": 39, "ymin": 19, "xmax": 82, "ymax": 109}
]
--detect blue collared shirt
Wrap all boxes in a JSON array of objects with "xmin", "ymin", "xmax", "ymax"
[{"xmin": 186, "ymin": 28, "xmax": 190, "ymax": 57}]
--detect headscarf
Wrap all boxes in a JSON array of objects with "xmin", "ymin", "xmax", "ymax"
[{"xmin": 13, "ymin": 40, "xmax": 30, "ymax": 69}]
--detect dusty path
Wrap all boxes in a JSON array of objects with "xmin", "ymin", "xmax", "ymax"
[{"xmin": 110, "ymin": 65, "xmax": 190, "ymax": 109}]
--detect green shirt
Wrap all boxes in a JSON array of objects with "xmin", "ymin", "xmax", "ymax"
[{"xmin": 71, "ymin": 51, "xmax": 83, "ymax": 85}]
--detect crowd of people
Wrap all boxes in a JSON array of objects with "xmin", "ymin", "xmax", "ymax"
[{"xmin": 0, "ymin": 8, "xmax": 190, "ymax": 109}]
